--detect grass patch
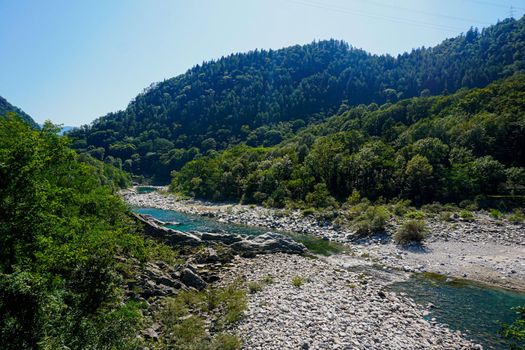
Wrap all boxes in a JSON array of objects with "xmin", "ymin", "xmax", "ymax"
[
  {"xmin": 289, "ymin": 233, "xmax": 346, "ymax": 256},
  {"xmin": 247, "ymin": 281, "xmax": 263, "ymax": 294},
  {"xmin": 291, "ymin": 276, "xmax": 305, "ymax": 287},
  {"xmin": 261, "ymin": 275, "xmax": 274, "ymax": 284}
]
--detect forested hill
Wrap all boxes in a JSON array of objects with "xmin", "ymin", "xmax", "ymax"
[
  {"xmin": 172, "ymin": 73, "xmax": 525, "ymax": 207},
  {"xmin": 70, "ymin": 17, "xmax": 525, "ymax": 182},
  {"xmin": 0, "ymin": 96, "xmax": 38, "ymax": 128}
]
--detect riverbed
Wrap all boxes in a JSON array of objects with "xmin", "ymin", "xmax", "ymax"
[{"xmin": 135, "ymin": 205, "xmax": 525, "ymax": 349}]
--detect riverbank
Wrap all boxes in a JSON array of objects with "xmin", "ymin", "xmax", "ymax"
[
  {"xmin": 122, "ymin": 188, "xmax": 525, "ymax": 291},
  {"xmin": 222, "ymin": 253, "xmax": 480, "ymax": 349}
]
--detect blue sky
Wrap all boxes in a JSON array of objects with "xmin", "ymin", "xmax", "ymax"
[{"xmin": 0, "ymin": 0, "xmax": 523, "ymax": 126}]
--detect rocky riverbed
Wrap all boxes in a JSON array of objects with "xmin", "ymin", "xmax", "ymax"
[
  {"xmin": 123, "ymin": 188, "xmax": 525, "ymax": 291},
  {"xmin": 223, "ymin": 253, "xmax": 480, "ymax": 349}
]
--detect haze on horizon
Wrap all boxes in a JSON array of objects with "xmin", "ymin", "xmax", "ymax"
[{"xmin": 1, "ymin": 0, "xmax": 523, "ymax": 126}]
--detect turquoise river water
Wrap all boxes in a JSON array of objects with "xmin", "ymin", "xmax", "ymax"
[{"xmin": 135, "ymin": 207, "xmax": 525, "ymax": 349}]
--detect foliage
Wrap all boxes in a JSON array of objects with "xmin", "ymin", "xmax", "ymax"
[
  {"xmin": 247, "ymin": 281, "xmax": 263, "ymax": 294},
  {"xmin": 394, "ymin": 220, "xmax": 428, "ymax": 244},
  {"xmin": 171, "ymin": 74, "xmax": 525, "ymax": 207},
  {"xmin": 508, "ymin": 210, "xmax": 525, "ymax": 224},
  {"xmin": 0, "ymin": 115, "xmax": 146, "ymax": 349},
  {"xmin": 351, "ymin": 205, "xmax": 390, "ymax": 236},
  {"xmin": 153, "ymin": 282, "xmax": 246, "ymax": 349},
  {"xmin": 0, "ymin": 98, "xmax": 38, "ymax": 128},
  {"xmin": 489, "ymin": 208, "xmax": 503, "ymax": 219},
  {"xmin": 459, "ymin": 210, "xmax": 475, "ymax": 221},
  {"xmin": 500, "ymin": 306, "xmax": 525, "ymax": 350},
  {"xmin": 291, "ymin": 276, "xmax": 305, "ymax": 287},
  {"xmin": 71, "ymin": 18, "xmax": 525, "ymax": 182}
]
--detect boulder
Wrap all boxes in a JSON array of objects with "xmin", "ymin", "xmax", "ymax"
[
  {"xmin": 180, "ymin": 268, "xmax": 207, "ymax": 290},
  {"xmin": 200, "ymin": 232, "xmax": 243, "ymax": 244},
  {"xmin": 230, "ymin": 232, "xmax": 307, "ymax": 255}
]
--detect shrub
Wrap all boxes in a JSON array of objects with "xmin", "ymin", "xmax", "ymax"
[
  {"xmin": 305, "ymin": 183, "xmax": 338, "ymax": 209},
  {"xmin": 404, "ymin": 210, "xmax": 425, "ymax": 219},
  {"xmin": 421, "ymin": 202, "xmax": 445, "ymax": 214},
  {"xmin": 508, "ymin": 210, "xmax": 525, "ymax": 224},
  {"xmin": 499, "ymin": 305, "xmax": 525, "ymax": 349},
  {"xmin": 391, "ymin": 199, "xmax": 412, "ymax": 216},
  {"xmin": 301, "ymin": 208, "xmax": 316, "ymax": 217},
  {"xmin": 352, "ymin": 205, "xmax": 390, "ymax": 236},
  {"xmin": 438, "ymin": 211, "xmax": 454, "ymax": 222},
  {"xmin": 156, "ymin": 281, "xmax": 247, "ymax": 348},
  {"xmin": 291, "ymin": 276, "xmax": 305, "ymax": 287},
  {"xmin": 211, "ymin": 333, "xmax": 243, "ymax": 350},
  {"xmin": 346, "ymin": 190, "xmax": 361, "ymax": 205},
  {"xmin": 262, "ymin": 275, "xmax": 274, "ymax": 284},
  {"xmin": 459, "ymin": 210, "xmax": 475, "ymax": 221},
  {"xmin": 394, "ymin": 220, "xmax": 427, "ymax": 244},
  {"xmin": 247, "ymin": 281, "xmax": 262, "ymax": 294},
  {"xmin": 489, "ymin": 208, "xmax": 503, "ymax": 219}
]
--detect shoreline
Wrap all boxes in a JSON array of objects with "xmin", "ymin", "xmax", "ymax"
[{"xmin": 122, "ymin": 188, "xmax": 525, "ymax": 292}]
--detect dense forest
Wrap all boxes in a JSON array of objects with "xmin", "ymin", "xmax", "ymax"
[
  {"xmin": 172, "ymin": 74, "xmax": 525, "ymax": 207},
  {"xmin": 0, "ymin": 115, "xmax": 144, "ymax": 349},
  {"xmin": 0, "ymin": 96, "xmax": 38, "ymax": 128},
  {"xmin": 69, "ymin": 17, "xmax": 525, "ymax": 182}
]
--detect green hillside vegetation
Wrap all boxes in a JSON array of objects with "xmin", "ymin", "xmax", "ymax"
[
  {"xmin": 0, "ymin": 115, "xmax": 147, "ymax": 349},
  {"xmin": 69, "ymin": 17, "xmax": 525, "ymax": 182},
  {"xmin": 0, "ymin": 98, "xmax": 39, "ymax": 128},
  {"xmin": 171, "ymin": 74, "xmax": 525, "ymax": 207}
]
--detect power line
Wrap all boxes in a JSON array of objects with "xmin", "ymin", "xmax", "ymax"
[
  {"xmin": 285, "ymin": 0, "xmax": 464, "ymax": 33},
  {"xmin": 356, "ymin": 0, "xmax": 492, "ymax": 26},
  {"xmin": 462, "ymin": 0, "xmax": 525, "ymax": 11}
]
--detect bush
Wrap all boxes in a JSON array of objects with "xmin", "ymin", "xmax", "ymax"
[
  {"xmin": 247, "ymin": 281, "xmax": 263, "ymax": 294},
  {"xmin": 346, "ymin": 190, "xmax": 361, "ymax": 205},
  {"xmin": 391, "ymin": 199, "xmax": 412, "ymax": 216},
  {"xmin": 421, "ymin": 202, "xmax": 446, "ymax": 214},
  {"xmin": 438, "ymin": 211, "xmax": 454, "ymax": 222},
  {"xmin": 156, "ymin": 281, "xmax": 247, "ymax": 348},
  {"xmin": 301, "ymin": 208, "xmax": 316, "ymax": 217},
  {"xmin": 352, "ymin": 205, "xmax": 390, "ymax": 236},
  {"xmin": 305, "ymin": 183, "xmax": 338, "ymax": 209},
  {"xmin": 489, "ymin": 208, "xmax": 503, "ymax": 219},
  {"xmin": 508, "ymin": 210, "xmax": 525, "ymax": 224},
  {"xmin": 211, "ymin": 333, "xmax": 243, "ymax": 350},
  {"xmin": 404, "ymin": 210, "xmax": 425, "ymax": 219},
  {"xmin": 394, "ymin": 220, "xmax": 427, "ymax": 244},
  {"xmin": 291, "ymin": 276, "xmax": 305, "ymax": 287},
  {"xmin": 459, "ymin": 210, "xmax": 475, "ymax": 221},
  {"xmin": 262, "ymin": 275, "xmax": 275, "ymax": 284},
  {"xmin": 499, "ymin": 305, "xmax": 525, "ymax": 349}
]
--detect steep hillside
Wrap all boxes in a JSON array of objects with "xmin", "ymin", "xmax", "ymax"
[
  {"xmin": 0, "ymin": 96, "xmax": 38, "ymax": 128},
  {"xmin": 70, "ymin": 17, "xmax": 525, "ymax": 182},
  {"xmin": 172, "ymin": 74, "xmax": 525, "ymax": 206}
]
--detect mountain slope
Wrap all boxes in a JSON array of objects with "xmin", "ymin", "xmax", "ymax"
[
  {"xmin": 172, "ymin": 73, "xmax": 525, "ymax": 206},
  {"xmin": 70, "ymin": 17, "xmax": 525, "ymax": 182},
  {"xmin": 0, "ymin": 96, "xmax": 38, "ymax": 128}
]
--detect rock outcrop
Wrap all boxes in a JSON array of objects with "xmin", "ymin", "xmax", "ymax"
[{"xmin": 133, "ymin": 213, "xmax": 307, "ymax": 256}]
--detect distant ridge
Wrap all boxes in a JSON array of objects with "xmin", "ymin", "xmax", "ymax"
[{"xmin": 0, "ymin": 95, "xmax": 38, "ymax": 128}]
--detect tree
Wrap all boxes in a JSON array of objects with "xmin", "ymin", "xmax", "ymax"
[{"xmin": 404, "ymin": 155, "xmax": 434, "ymax": 203}]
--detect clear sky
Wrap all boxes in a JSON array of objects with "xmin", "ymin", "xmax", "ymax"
[{"xmin": 0, "ymin": 0, "xmax": 523, "ymax": 126}]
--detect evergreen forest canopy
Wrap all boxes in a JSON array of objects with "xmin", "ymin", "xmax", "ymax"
[
  {"xmin": 171, "ymin": 74, "xmax": 525, "ymax": 207},
  {"xmin": 69, "ymin": 17, "xmax": 525, "ymax": 183}
]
